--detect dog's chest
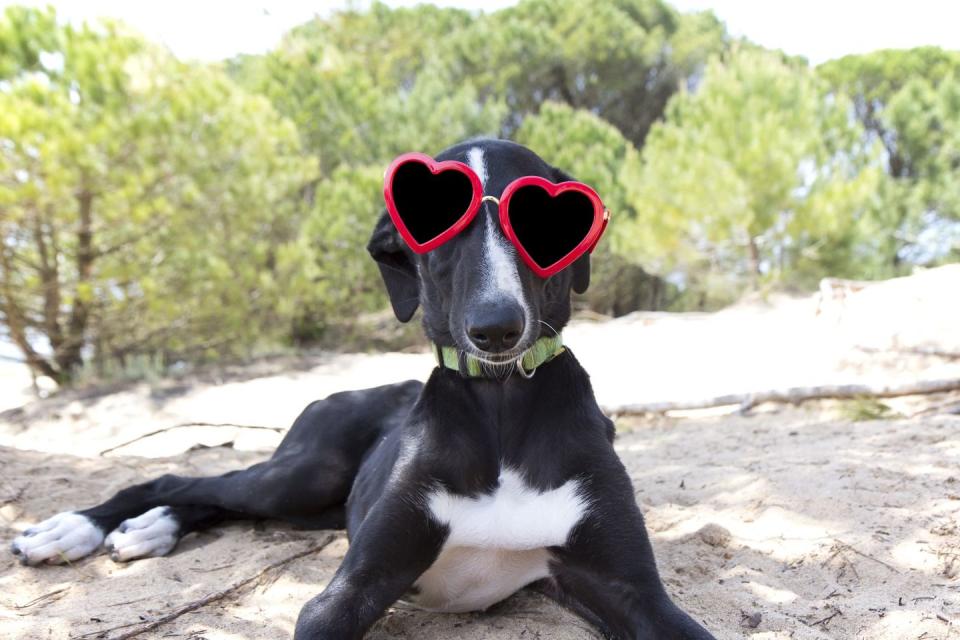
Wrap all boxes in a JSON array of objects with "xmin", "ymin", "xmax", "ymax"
[{"xmin": 410, "ymin": 469, "xmax": 587, "ymax": 612}]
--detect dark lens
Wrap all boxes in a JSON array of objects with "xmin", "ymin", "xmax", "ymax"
[
  {"xmin": 392, "ymin": 162, "xmax": 474, "ymax": 244},
  {"xmin": 508, "ymin": 185, "xmax": 594, "ymax": 268}
]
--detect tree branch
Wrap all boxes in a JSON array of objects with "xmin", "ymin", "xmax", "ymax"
[
  {"xmin": 93, "ymin": 217, "xmax": 170, "ymax": 259},
  {"xmin": 31, "ymin": 205, "xmax": 63, "ymax": 351},
  {"xmin": 0, "ymin": 245, "xmax": 59, "ymax": 380}
]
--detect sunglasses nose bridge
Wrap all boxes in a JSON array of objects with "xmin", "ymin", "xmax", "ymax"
[{"xmin": 479, "ymin": 194, "xmax": 500, "ymax": 208}]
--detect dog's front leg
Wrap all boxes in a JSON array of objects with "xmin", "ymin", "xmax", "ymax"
[
  {"xmin": 293, "ymin": 491, "xmax": 446, "ymax": 640},
  {"xmin": 547, "ymin": 472, "xmax": 716, "ymax": 640}
]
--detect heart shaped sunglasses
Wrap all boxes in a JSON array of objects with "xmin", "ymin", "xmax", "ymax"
[{"xmin": 383, "ymin": 152, "xmax": 610, "ymax": 278}]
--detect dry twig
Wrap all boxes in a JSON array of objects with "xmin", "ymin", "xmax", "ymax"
[
  {"xmin": 807, "ymin": 609, "xmax": 842, "ymax": 627},
  {"xmin": 14, "ymin": 587, "xmax": 70, "ymax": 610},
  {"xmin": 838, "ymin": 541, "xmax": 901, "ymax": 574},
  {"xmin": 99, "ymin": 422, "xmax": 285, "ymax": 456},
  {"xmin": 72, "ymin": 534, "xmax": 336, "ymax": 640}
]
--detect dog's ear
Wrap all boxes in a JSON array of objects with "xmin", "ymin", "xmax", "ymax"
[
  {"xmin": 552, "ymin": 166, "xmax": 591, "ymax": 294},
  {"xmin": 367, "ymin": 211, "xmax": 420, "ymax": 322},
  {"xmin": 570, "ymin": 253, "xmax": 590, "ymax": 294}
]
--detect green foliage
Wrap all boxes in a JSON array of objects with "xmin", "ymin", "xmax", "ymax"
[
  {"xmin": 839, "ymin": 397, "xmax": 900, "ymax": 422},
  {"xmin": 819, "ymin": 48, "xmax": 960, "ymax": 269},
  {"xmin": 276, "ymin": 164, "xmax": 386, "ymax": 342},
  {"xmin": 230, "ymin": 2, "xmax": 504, "ymax": 174},
  {"xmin": 0, "ymin": 4, "xmax": 60, "ymax": 79},
  {"xmin": 628, "ymin": 48, "xmax": 883, "ymax": 305},
  {"xmin": 433, "ymin": 0, "xmax": 726, "ymax": 146},
  {"xmin": 0, "ymin": 7, "xmax": 309, "ymax": 382},
  {"xmin": 818, "ymin": 48, "xmax": 960, "ymax": 166}
]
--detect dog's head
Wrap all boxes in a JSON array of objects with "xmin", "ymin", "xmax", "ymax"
[{"xmin": 367, "ymin": 139, "xmax": 590, "ymax": 364}]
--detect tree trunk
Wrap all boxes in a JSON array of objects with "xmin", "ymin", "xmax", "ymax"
[
  {"xmin": 54, "ymin": 188, "xmax": 95, "ymax": 380},
  {"xmin": 747, "ymin": 235, "xmax": 761, "ymax": 287}
]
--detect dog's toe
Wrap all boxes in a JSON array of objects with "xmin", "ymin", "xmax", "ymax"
[
  {"xmin": 11, "ymin": 512, "xmax": 104, "ymax": 566},
  {"xmin": 105, "ymin": 506, "xmax": 179, "ymax": 562}
]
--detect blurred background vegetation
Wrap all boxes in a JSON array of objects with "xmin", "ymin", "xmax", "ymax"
[{"xmin": 1, "ymin": 0, "xmax": 958, "ymax": 385}]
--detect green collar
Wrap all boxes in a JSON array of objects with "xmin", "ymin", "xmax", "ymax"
[{"xmin": 434, "ymin": 334, "xmax": 564, "ymax": 378}]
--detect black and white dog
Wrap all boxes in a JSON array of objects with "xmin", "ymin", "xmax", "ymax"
[{"xmin": 11, "ymin": 139, "xmax": 715, "ymax": 640}]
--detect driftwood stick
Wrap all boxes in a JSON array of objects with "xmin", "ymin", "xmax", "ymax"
[
  {"xmin": 605, "ymin": 378, "xmax": 960, "ymax": 415},
  {"xmin": 99, "ymin": 422, "xmax": 285, "ymax": 456},
  {"xmin": 855, "ymin": 345, "xmax": 960, "ymax": 360},
  {"xmin": 73, "ymin": 534, "xmax": 337, "ymax": 640}
]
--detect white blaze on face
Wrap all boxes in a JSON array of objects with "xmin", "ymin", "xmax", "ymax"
[
  {"xmin": 467, "ymin": 147, "xmax": 488, "ymax": 187},
  {"xmin": 466, "ymin": 146, "xmax": 530, "ymax": 337}
]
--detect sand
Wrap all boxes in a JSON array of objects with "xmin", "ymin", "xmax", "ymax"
[{"xmin": 2, "ymin": 265, "xmax": 960, "ymax": 639}]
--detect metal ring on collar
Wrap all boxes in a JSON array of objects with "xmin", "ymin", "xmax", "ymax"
[{"xmin": 515, "ymin": 357, "xmax": 536, "ymax": 379}]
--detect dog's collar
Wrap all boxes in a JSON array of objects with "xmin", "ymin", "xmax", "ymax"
[{"xmin": 434, "ymin": 334, "xmax": 564, "ymax": 379}]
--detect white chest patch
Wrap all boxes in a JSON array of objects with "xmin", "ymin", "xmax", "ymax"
[
  {"xmin": 412, "ymin": 469, "xmax": 588, "ymax": 612},
  {"xmin": 428, "ymin": 469, "xmax": 588, "ymax": 549}
]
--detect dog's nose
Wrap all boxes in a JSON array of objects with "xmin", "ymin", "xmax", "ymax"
[{"xmin": 466, "ymin": 303, "xmax": 524, "ymax": 353}]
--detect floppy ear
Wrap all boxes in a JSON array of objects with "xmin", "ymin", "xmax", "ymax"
[
  {"xmin": 552, "ymin": 166, "xmax": 591, "ymax": 294},
  {"xmin": 570, "ymin": 253, "xmax": 590, "ymax": 294},
  {"xmin": 367, "ymin": 211, "xmax": 420, "ymax": 322}
]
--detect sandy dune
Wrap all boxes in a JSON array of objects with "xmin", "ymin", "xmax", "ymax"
[
  {"xmin": 2, "ymin": 265, "xmax": 959, "ymax": 639},
  {"xmin": 2, "ymin": 411, "xmax": 958, "ymax": 640}
]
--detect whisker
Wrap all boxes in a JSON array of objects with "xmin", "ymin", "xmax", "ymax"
[
  {"xmin": 462, "ymin": 349, "xmax": 524, "ymax": 365},
  {"xmin": 538, "ymin": 319, "xmax": 560, "ymax": 337},
  {"xmin": 478, "ymin": 356, "xmax": 514, "ymax": 380}
]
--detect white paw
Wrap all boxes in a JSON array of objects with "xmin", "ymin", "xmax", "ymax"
[
  {"xmin": 104, "ymin": 506, "xmax": 179, "ymax": 562},
  {"xmin": 11, "ymin": 512, "xmax": 105, "ymax": 565}
]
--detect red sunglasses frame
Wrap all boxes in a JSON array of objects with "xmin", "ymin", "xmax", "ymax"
[{"xmin": 383, "ymin": 152, "xmax": 609, "ymax": 278}]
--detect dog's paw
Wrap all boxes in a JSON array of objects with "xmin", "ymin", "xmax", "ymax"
[
  {"xmin": 10, "ymin": 512, "xmax": 105, "ymax": 566},
  {"xmin": 104, "ymin": 506, "xmax": 179, "ymax": 562}
]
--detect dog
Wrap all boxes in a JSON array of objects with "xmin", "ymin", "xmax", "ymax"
[{"xmin": 11, "ymin": 139, "xmax": 715, "ymax": 640}]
